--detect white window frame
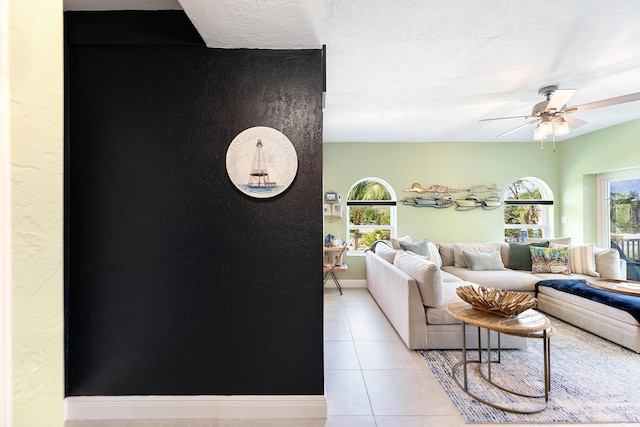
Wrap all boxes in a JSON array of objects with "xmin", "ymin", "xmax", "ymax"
[
  {"xmin": 504, "ymin": 177, "xmax": 553, "ymax": 240},
  {"xmin": 596, "ymin": 168, "xmax": 640, "ymax": 249},
  {"xmin": 346, "ymin": 177, "xmax": 397, "ymax": 255}
]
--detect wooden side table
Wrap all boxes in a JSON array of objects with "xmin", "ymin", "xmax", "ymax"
[
  {"xmin": 323, "ymin": 245, "xmax": 348, "ymax": 295},
  {"xmin": 446, "ymin": 300, "xmax": 555, "ymax": 414}
]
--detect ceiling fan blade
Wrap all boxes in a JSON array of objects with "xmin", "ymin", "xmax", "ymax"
[
  {"xmin": 565, "ymin": 91, "xmax": 640, "ymax": 113},
  {"xmin": 565, "ymin": 115, "xmax": 588, "ymax": 129},
  {"xmin": 546, "ymin": 89, "xmax": 576, "ymax": 112},
  {"xmin": 497, "ymin": 120, "xmax": 538, "ymax": 137},
  {"xmin": 479, "ymin": 115, "xmax": 533, "ymax": 122}
]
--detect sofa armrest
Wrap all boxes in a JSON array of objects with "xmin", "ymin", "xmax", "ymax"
[{"xmin": 366, "ymin": 251, "xmax": 427, "ymax": 349}]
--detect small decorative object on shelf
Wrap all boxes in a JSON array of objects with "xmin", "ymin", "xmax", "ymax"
[
  {"xmin": 403, "ymin": 183, "xmax": 504, "ymax": 210},
  {"xmin": 324, "ymin": 192, "xmax": 343, "ymax": 221},
  {"xmin": 455, "ymin": 285, "xmax": 537, "ymax": 317},
  {"xmin": 403, "ymin": 183, "xmax": 460, "ymax": 208},
  {"xmin": 404, "ymin": 183, "xmax": 462, "ymax": 194},
  {"xmin": 325, "ymin": 192, "xmax": 338, "ymax": 202},
  {"xmin": 454, "ymin": 184, "xmax": 503, "ymax": 211}
]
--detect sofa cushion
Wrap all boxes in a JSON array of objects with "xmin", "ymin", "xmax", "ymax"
[
  {"xmin": 594, "ymin": 248, "xmax": 621, "ymax": 279},
  {"xmin": 437, "ymin": 243, "xmax": 456, "ymax": 266},
  {"xmin": 394, "ymin": 251, "xmax": 444, "ymax": 308},
  {"xmin": 508, "ymin": 241, "xmax": 549, "ymax": 271},
  {"xmin": 533, "ymin": 272, "xmax": 593, "ymax": 281},
  {"xmin": 531, "ymin": 246, "xmax": 571, "ymax": 275},
  {"xmin": 427, "ymin": 241, "xmax": 443, "ymax": 267},
  {"xmin": 567, "ymin": 243, "xmax": 599, "ymax": 277},
  {"xmin": 441, "ymin": 265, "xmax": 539, "ymax": 292},
  {"xmin": 405, "ymin": 243, "xmax": 445, "ymax": 270},
  {"xmin": 390, "ymin": 235, "xmax": 412, "ymax": 249},
  {"xmin": 463, "ymin": 250, "xmax": 505, "ymax": 271},
  {"xmin": 399, "ymin": 239, "xmax": 429, "ymax": 256},
  {"xmin": 441, "ymin": 270, "xmax": 464, "ymax": 282},
  {"xmin": 525, "ymin": 236, "xmax": 572, "ymax": 245},
  {"xmin": 425, "ymin": 281, "xmax": 472, "ymax": 325},
  {"xmin": 498, "ymin": 242, "xmax": 510, "ymax": 267},
  {"xmin": 453, "ymin": 243, "xmax": 502, "ymax": 268},
  {"xmin": 375, "ymin": 241, "xmax": 398, "ymax": 264}
]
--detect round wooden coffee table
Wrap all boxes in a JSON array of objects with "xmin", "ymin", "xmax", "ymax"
[{"xmin": 446, "ymin": 300, "xmax": 555, "ymax": 414}]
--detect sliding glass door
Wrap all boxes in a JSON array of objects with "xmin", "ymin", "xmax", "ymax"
[{"xmin": 597, "ymin": 169, "xmax": 640, "ymax": 280}]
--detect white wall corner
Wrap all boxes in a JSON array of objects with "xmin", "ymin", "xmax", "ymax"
[{"xmin": 64, "ymin": 394, "xmax": 327, "ymax": 421}]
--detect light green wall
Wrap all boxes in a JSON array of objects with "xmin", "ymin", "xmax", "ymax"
[
  {"xmin": 558, "ymin": 118, "xmax": 640, "ymax": 244},
  {"xmin": 10, "ymin": 0, "xmax": 64, "ymax": 426},
  {"xmin": 324, "ymin": 120, "xmax": 640, "ymax": 279}
]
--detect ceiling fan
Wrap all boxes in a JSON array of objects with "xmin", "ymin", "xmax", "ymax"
[{"xmin": 479, "ymin": 85, "xmax": 640, "ymax": 149}]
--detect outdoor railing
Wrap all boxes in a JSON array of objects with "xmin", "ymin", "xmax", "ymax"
[{"xmin": 611, "ymin": 235, "xmax": 640, "ymax": 262}]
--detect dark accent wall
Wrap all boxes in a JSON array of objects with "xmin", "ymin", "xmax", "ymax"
[{"xmin": 65, "ymin": 11, "xmax": 324, "ymax": 396}]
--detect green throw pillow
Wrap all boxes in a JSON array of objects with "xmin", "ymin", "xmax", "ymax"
[
  {"xmin": 399, "ymin": 239, "xmax": 429, "ymax": 257},
  {"xmin": 509, "ymin": 241, "xmax": 549, "ymax": 271},
  {"xmin": 463, "ymin": 251, "xmax": 505, "ymax": 271}
]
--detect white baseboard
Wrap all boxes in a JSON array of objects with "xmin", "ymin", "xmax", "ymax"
[
  {"xmin": 64, "ymin": 395, "xmax": 327, "ymax": 420},
  {"xmin": 329, "ymin": 279, "xmax": 366, "ymax": 288}
]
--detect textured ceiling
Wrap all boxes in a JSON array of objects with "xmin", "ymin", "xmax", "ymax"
[{"xmin": 65, "ymin": 0, "xmax": 640, "ymax": 143}]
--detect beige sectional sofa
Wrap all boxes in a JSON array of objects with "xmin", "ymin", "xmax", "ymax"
[{"xmin": 365, "ymin": 238, "xmax": 637, "ymax": 352}]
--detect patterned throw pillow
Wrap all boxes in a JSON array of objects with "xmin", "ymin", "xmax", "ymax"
[{"xmin": 530, "ymin": 246, "xmax": 571, "ymax": 275}]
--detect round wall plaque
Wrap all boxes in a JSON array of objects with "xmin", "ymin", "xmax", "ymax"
[{"xmin": 226, "ymin": 126, "xmax": 298, "ymax": 198}]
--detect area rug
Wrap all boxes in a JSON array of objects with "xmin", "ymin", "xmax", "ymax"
[{"xmin": 419, "ymin": 317, "xmax": 640, "ymax": 423}]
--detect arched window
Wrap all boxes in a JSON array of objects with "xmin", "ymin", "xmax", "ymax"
[
  {"xmin": 346, "ymin": 177, "xmax": 397, "ymax": 253},
  {"xmin": 504, "ymin": 177, "xmax": 553, "ymax": 241}
]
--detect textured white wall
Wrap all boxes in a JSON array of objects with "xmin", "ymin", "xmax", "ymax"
[
  {"xmin": 1, "ymin": 0, "xmax": 11, "ymax": 424},
  {"xmin": 9, "ymin": 0, "xmax": 64, "ymax": 425}
]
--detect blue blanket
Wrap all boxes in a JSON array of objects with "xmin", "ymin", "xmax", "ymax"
[{"xmin": 536, "ymin": 279, "xmax": 640, "ymax": 323}]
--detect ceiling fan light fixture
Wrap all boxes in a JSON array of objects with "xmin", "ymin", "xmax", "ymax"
[
  {"xmin": 533, "ymin": 123, "xmax": 547, "ymax": 140},
  {"xmin": 481, "ymin": 86, "xmax": 640, "ymax": 146},
  {"xmin": 534, "ymin": 119, "xmax": 553, "ymax": 140},
  {"xmin": 554, "ymin": 118, "xmax": 570, "ymax": 136}
]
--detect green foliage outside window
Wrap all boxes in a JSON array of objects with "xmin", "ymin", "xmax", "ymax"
[
  {"xmin": 610, "ymin": 189, "xmax": 640, "ymax": 234},
  {"xmin": 348, "ymin": 180, "xmax": 392, "ymax": 250},
  {"xmin": 504, "ymin": 179, "xmax": 543, "ymax": 241}
]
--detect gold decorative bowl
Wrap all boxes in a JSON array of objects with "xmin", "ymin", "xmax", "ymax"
[{"xmin": 456, "ymin": 285, "xmax": 537, "ymax": 317}]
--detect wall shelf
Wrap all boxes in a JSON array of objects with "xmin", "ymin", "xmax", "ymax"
[{"xmin": 324, "ymin": 192, "xmax": 343, "ymax": 222}]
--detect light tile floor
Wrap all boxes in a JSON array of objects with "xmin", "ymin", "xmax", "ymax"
[
  {"xmin": 322, "ymin": 287, "xmax": 640, "ymax": 427},
  {"xmin": 65, "ymin": 287, "xmax": 640, "ymax": 426}
]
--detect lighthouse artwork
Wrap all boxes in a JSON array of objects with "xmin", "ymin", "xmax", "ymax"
[
  {"xmin": 226, "ymin": 126, "xmax": 298, "ymax": 198},
  {"xmin": 248, "ymin": 139, "xmax": 277, "ymax": 191}
]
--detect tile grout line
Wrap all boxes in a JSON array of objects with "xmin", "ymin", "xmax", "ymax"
[{"xmin": 348, "ymin": 310, "xmax": 379, "ymax": 425}]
